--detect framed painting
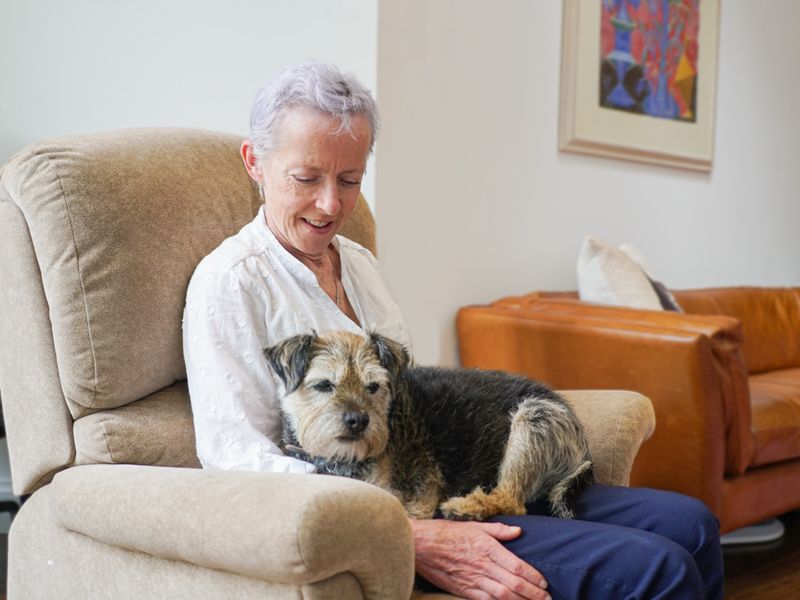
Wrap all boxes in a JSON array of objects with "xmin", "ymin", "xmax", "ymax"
[{"xmin": 559, "ymin": 0, "xmax": 720, "ymax": 172}]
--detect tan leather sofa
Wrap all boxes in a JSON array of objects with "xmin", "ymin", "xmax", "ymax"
[
  {"xmin": 0, "ymin": 129, "xmax": 654, "ymax": 599},
  {"xmin": 457, "ymin": 288, "xmax": 800, "ymax": 534}
]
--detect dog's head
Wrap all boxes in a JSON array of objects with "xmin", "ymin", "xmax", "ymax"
[{"xmin": 264, "ymin": 330, "xmax": 410, "ymax": 463}]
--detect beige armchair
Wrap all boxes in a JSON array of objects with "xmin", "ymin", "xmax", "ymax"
[{"xmin": 0, "ymin": 129, "xmax": 655, "ymax": 599}]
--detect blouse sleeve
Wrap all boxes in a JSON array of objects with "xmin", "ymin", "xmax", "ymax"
[{"xmin": 182, "ymin": 260, "xmax": 315, "ymax": 474}]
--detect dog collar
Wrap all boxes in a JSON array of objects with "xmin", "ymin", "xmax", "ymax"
[{"xmin": 284, "ymin": 444, "xmax": 376, "ymax": 479}]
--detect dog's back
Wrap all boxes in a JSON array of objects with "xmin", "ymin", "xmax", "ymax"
[{"xmin": 399, "ymin": 367, "xmax": 567, "ymax": 499}]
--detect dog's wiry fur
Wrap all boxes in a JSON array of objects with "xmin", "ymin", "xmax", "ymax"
[{"xmin": 265, "ymin": 330, "xmax": 594, "ymax": 520}]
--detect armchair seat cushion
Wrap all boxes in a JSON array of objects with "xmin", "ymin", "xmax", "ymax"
[{"xmin": 749, "ymin": 368, "xmax": 800, "ymax": 468}]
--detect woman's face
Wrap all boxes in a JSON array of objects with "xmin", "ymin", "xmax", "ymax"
[{"xmin": 248, "ymin": 106, "xmax": 371, "ymax": 261}]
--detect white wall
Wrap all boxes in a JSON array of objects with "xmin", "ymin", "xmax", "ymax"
[
  {"xmin": 376, "ymin": 0, "xmax": 800, "ymax": 366},
  {"xmin": 3, "ymin": 0, "xmax": 799, "ymax": 369},
  {"xmin": 0, "ymin": 0, "xmax": 379, "ymax": 203}
]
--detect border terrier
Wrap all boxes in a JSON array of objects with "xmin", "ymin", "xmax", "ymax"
[{"xmin": 265, "ymin": 330, "xmax": 594, "ymax": 520}]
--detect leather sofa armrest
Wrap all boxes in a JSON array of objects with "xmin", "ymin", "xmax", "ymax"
[
  {"xmin": 457, "ymin": 299, "xmax": 752, "ymax": 514},
  {"xmin": 48, "ymin": 464, "xmax": 414, "ymax": 599},
  {"xmin": 559, "ymin": 390, "xmax": 655, "ymax": 487}
]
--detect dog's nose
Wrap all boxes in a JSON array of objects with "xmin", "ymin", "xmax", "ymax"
[{"xmin": 343, "ymin": 411, "xmax": 369, "ymax": 435}]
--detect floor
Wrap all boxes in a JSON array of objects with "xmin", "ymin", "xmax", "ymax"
[
  {"xmin": 723, "ymin": 510, "xmax": 800, "ymax": 599},
  {"xmin": 0, "ymin": 511, "xmax": 798, "ymax": 598}
]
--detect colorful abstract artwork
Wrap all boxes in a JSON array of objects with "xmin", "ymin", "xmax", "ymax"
[{"xmin": 600, "ymin": 0, "xmax": 700, "ymax": 122}]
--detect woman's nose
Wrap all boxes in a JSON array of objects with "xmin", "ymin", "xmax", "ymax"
[{"xmin": 316, "ymin": 181, "xmax": 341, "ymax": 215}]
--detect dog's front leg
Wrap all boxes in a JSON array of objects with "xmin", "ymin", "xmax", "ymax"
[
  {"xmin": 367, "ymin": 455, "xmax": 442, "ymax": 519},
  {"xmin": 402, "ymin": 481, "xmax": 442, "ymax": 520}
]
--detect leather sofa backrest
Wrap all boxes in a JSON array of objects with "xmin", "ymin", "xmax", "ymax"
[
  {"xmin": 526, "ymin": 288, "xmax": 800, "ymax": 376},
  {"xmin": 674, "ymin": 287, "xmax": 800, "ymax": 375},
  {"xmin": 0, "ymin": 128, "xmax": 376, "ymax": 494}
]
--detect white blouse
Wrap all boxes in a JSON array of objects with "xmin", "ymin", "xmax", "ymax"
[{"xmin": 182, "ymin": 206, "xmax": 411, "ymax": 474}]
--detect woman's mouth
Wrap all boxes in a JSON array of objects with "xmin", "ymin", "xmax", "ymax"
[{"xmin": 303, "ymin": 218, "xmax": 335, "ymax": 232}]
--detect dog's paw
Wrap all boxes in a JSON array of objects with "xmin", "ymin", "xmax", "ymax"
[
  {"xmin": 440, "ymin": 487, "xmax": 528, "ymax": 521},
  {"xmin": 439, "ymin": 495, "xmax": 490, "ymax": 521},
  {"xmin": 439, "ymin": 488, "xmax": 512, "ymax": 521}
]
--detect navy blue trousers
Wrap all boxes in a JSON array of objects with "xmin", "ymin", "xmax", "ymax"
[{"xmin": 421, "ymin": 484, "xmax": 724, "ymax": 599}]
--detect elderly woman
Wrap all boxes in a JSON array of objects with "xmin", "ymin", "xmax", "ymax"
[{"xmin": 183, "ymin": 63, "xmax": 722, "ymax": 600}]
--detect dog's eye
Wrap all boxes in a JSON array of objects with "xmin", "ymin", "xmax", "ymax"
[
  {"xmin": 312, "ymin": 380, "xmax": 335, "ymax": 393},
  {"xmin": 366, "ymin": 382, "xmax": 380, "ymax": 394}
]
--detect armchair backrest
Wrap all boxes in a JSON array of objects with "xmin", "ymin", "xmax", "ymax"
[{"xmin": 0, "ymin": 128, "xmax": 376, "ymax": 495}]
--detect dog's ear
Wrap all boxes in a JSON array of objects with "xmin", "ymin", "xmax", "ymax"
[
  {"xmin": 369, "ymin": 332, "xmax": 410, "ymax": 378},
  {"xmin": 264, "ymin": 333, "xmax": 317, "ymax": 392}
]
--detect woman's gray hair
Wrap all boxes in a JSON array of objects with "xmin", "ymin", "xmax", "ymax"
[{"xmin": 249, "ymin": 62, "xmax": 379, "ymax": 159}]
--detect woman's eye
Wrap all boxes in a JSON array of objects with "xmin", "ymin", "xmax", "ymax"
[
  {"xmin": 366, "ymin": 382, "xmax": 380, "ymax": 394},
  {"xmin": 339, "ymin": 178, "xmax": 361, "ymax": 187},
  {"xmin": 313, "ymin": 380, "xmax": 335, "ymax": 393},
  {"xmin": 292, "ymin": 175, "xmax": 317, "ymax": 184}
]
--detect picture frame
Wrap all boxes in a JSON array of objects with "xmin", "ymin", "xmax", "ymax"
[{"xmin": 559, "ymin": 0, "xmax": 721, "ymax": 172}]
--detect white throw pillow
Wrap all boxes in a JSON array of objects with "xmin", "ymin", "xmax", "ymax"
[
  {"xmin": 618, "ymin": 243, "xmax": 682, "ymax": 311},
  {"xmin": 577, "ymin": 236, "xmax": 665, "ymax": 310}
]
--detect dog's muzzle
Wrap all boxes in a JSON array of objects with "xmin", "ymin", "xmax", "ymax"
[{"xmin": 342, "ymin": 411, "xmax": 370, "ymax": 436}]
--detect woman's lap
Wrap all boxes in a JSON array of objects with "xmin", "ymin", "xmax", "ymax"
[
  {"xmin": 417, "ymin": 484, "xmax": 723, "ymax": 599},
  {"xmin": 490, "ymin": 484, "xmax": 724, "ymax": 600}
]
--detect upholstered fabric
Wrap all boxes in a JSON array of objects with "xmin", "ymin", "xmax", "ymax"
[
  {"xmin": 561, "ymin": 390, "xmax": 656, "ymax": 486},
  {"xmin": 73, "ymin": 382, "xmax": 199, "ymax": 468},
  {"xmin": 10, "ymin": 486, "xmax": 367, "ymax": 600},
  {"xmin": 1, "ymin": 129, "xmax": 261, "ymax": 415},
  {"xmin": 0, "ymin": 191, "xmax": 75, "ymax": 494},
  {"xmin": 560, "ymin": 390, "xmax": 655, "ymax": 486},
  {"xmin": 48, "ymin": 464, "xmax": 414, "ymax": 595}
]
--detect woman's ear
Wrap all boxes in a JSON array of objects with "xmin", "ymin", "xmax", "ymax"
[{"xmin": 240, "ymin": 139, "xmax": 263, "ymax": 183}]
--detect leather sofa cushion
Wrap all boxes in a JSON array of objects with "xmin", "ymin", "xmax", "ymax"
[
  {"xmin": 749, "ymin": 368, "xmax": 800, "ymax": 467},
  {"xmin": 73, "ymin": 381, "xmax": 200, "ymax": 468},
  {"xmin": 674, "ymin": 287, "xmax": 800, "ymax": 375}
]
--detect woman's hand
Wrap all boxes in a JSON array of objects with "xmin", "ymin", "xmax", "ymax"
[{"xmin": 410, "ymin": 518, "xmax": 550, "ymax": 600}]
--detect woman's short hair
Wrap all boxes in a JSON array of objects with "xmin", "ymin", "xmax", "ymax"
[{"xmin": 249, "ymin": 62, "xmax": 379, "ymax": 159}]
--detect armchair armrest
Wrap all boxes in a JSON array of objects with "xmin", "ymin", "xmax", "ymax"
[
  {"xmin": 560, "ymin": 390, "xmax": 654, "ymax": 487},
  {"xmin": 458, "ymin": 298, "xmax": 752, "ymax": 514},
  {"xmin": 49, "ymin": 464, "xmax": 414, "ymax": 599}
]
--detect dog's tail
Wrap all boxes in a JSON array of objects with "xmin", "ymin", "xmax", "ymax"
[{"xmin": 547, "ymin": 460, "xmax": 594, "ymax": 519}]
